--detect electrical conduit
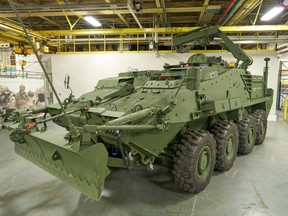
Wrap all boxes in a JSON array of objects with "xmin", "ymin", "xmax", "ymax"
[
  {"xmin": 227, "ymin": 0, "xmax": 262, "ymax": 25},
  {"xmin": 127, "ymin": 0, "xmax": 146, "ymax": 39},
  {"xmin": 220, "ymin": 0, "xmax": 246, "ymax": 26},
  {"xmin": 215, "ymin": 0, "xmax": 236, "ymax": 26}
]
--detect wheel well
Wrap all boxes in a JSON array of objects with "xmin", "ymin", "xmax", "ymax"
[{"xmin": 251, "ymin": 102, "xmax": 267, "ymax": 113}]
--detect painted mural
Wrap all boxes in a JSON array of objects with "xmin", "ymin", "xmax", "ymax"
[{"xmin": 0, "ymin": 78, "xmax": 45, "ymax": 111}]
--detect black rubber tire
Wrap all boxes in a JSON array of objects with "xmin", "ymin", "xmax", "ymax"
[
  {"xmin": 235, "ymin": 115, "xmax": 257, "ymax": 155},
  {"xmin": 210, "ymin": 121, "xmax": 239, "ymax": 171},
  {"xmin": 252, "ymin": 109, "xmax": 267, "ymax": 145},
  {"xmin": 172, "ymin": 129, "xmax": 216, "ymax": 193}
]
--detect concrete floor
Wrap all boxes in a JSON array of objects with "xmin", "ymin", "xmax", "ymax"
[{"xmin": 0, "ymin": 120, "xmax": 288, "ymax": 216}]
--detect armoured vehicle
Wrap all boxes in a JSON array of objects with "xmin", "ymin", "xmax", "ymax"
[{"xmin": 8, "ymin": 26, "xmax": 273, "ymax": 201}]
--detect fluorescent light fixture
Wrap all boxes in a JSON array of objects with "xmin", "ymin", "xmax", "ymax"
[
  {"xmin": 261, "ymin": 6, "xmax": 284, "ymax": 21},
  {"xmin": 84, "ymin": 16, "xmax": 102, "ymax": 27},
  {"xmin": 0, "ymin": 24, "xmax": 8, "ymax": 29}
]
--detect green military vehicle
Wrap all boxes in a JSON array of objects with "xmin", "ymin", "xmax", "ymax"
[{"xmin": 8, "ymin": 26, "xmax": 273, "ymax": 201}]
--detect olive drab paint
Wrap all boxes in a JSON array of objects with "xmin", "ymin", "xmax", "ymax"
[{"xmin": 8, "ymin": 27, "xmax": 273, "ymax": 201}]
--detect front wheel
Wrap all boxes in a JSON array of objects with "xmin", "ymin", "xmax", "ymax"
[{"xmin": 172, "ymin": 130, "xmax": 216, "ymax": 193}]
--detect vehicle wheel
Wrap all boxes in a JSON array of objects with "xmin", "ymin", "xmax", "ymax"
[
  {"xmin": 210, "ymin": 121, "xmax": 239, "ymax": 171},
  {"xmin": 252, "ymin": 109, "xmax": 267, "ymax": 145},
  {"xmin": 172, "ymin": 129, "xmax": 216, "ymax": 193},
  {"xmin": 235, "ymin": 115, "xmax": 256, "ymax": 155}
]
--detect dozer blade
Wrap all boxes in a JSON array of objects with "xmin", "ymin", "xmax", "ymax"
[{"xmin": 13, "ymin": 129, "xmax": 110, "ymax": 201}]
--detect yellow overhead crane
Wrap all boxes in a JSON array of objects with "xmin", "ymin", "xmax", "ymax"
[
  {"xmin": 13, "ymin": 44, "xmax": 33, "ymax": 56},
  {"xmin": 33, "ymin": 25, "xmax": 288, "ymax": 54},
  {"xmin": 2, "ymin": 21, "xmax": 288, "ymax": 54},
  {"xmin": 12, "ymin": 42, "xmax": 49, "ymax": 56}
]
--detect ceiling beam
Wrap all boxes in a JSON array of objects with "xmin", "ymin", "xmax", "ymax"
[
  {"xmin": 0, "ymin": 4, "xmax": 127, "ymax": 12},
  {"xmin": 154, "ymin": 0, "xmax": 163, "ymax": 27},
  {"xmin": 0, "ymin": 36, "xmax": 20, "ymax": 44},
  {"xmin": 160, "ymin": 0, "xmax": 168, "ymax": 26},
  {"xmin": 201, "ymin": 13, "xmax": 214, "ymax": 26},
  {"xmin": 155, "ymin": 0, "xmax": 161, "ymax": 8},
  {"xmin": 197, "ymin": 0, "xmax": 210, "ymax": 26},
  {"xmin": 0, "ymin": 6, "xmax": 222, "ymax": 17},
  {"xmin": 0, "ymin": 18, "xmax": 47, "ymax": 39},
  {"xmin": 0, "ymin": 30, "xmax": 27, "ymax": 43},
  {"xmin": 37, "ymin": 25, "xmax": 288, "ymax": 37},
  {"xmin": 116, "ymin": 12, "xmax": 130, "ymax": 27},
  {"xmin": 38, "ymin": 16, "xmax": 62, "ymax": 27}
]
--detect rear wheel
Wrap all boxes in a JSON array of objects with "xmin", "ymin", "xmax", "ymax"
[
  {"xmin": 252, "ymin": 110, "xmax": 267, "ymax": 145},
  {"xmin": 235, "ymin": 115, "xmax": 256, "ymax": 155},
  {"xmin": 172, "ymin": 130, "xmax": 216, "ymax": 193},
  {"xmin": 210, "ymin": 121, "xmax": 239, "ymax": 171}
]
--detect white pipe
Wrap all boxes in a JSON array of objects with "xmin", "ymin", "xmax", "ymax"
[
  {"xmin": 49, "ymin": 36, "xmax": 288, "ymax": 44},
  {"xmin": 49, "ymin": 37, "xmax": 170, "ymax": 42},
  {"xmin": 278, "ymin": 47, "xmax": 288, "ymax": 53},
  {"xmin": 49, "ymin": 35, "xmax": 288, "ymax": 42},
  {"xmin": 127, "ymin": 0, "xmax": 146, "ymax": 39},
  {"xmin": 127, "ymin": 7, "xmax": 142, "ymax": 28},
  {"xmin": 278, "ymin": 43, "xmax": 288, "ymax": 49}
]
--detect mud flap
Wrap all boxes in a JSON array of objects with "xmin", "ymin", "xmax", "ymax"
[{"xmin": 14, "ymin": 129, "xmax": 110, "ymax": 201}]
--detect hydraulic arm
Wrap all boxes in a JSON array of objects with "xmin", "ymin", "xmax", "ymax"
[{"xmin": 173, "ymin": 26, "xmax": 253, "ymax": 70}]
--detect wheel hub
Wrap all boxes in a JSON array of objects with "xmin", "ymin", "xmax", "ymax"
[
  {"xmin": 197, "ymin": 146, "xmax": 211, "ymax": 177},
  {"xmin": 260, "ymin": 121, "xmax": 265, "ymax": 136},
  {"xmin": 226, "ymin": 135, "xmax": 235, "ymax": 160},
  {"xmin": 248, "ymin": 126, "xmax": 254, "ymax": 145}
]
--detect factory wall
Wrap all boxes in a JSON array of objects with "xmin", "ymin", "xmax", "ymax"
[{"xmin": 51, "ymin": 52, "xmax": 279, "ymax": 120}]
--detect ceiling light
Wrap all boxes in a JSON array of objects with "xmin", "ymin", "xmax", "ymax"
[
  {"xmin": 84, "ymin": 16, "xmax": 101, "ymax": 27},
  {"xmin": 0, "ymin": 24, "xmax": 8, "ymax": 29},
  {"xmin": 261, "ymin": 6, "xmax": 284, "ymax": 21}
]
